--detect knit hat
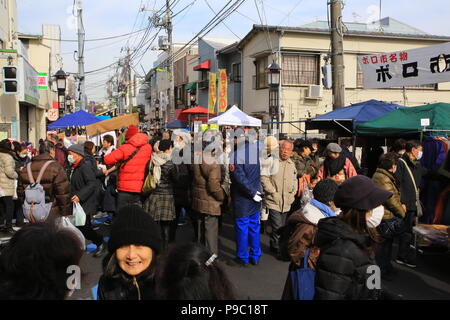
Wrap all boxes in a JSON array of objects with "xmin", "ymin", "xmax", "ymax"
[
  {"xmin": 125, "ymin": 125, "xmax": 139, "ymax": 140},
  {"xmin": 68, "ymin": 143, "xmax": 85, "ymax": 157},
  {"xmin": 334, "ymin": 175, "xmax": 392, "ymax": 211},
  {"xmin": 108, "ymin": 205, "xmax": 162, "ymax": 254},
  {"xmin": 326, "ymin": 142, "xmax": 342, "ymax": 153}
]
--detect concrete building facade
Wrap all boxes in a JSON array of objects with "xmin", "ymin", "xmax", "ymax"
[{"xmin": 238, "ymin": 18, "xmax": 450, "ymax": 134}]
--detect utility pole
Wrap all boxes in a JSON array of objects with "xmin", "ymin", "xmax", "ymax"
[
  {"xmin": 126, "ymin": 48, "xmax": 133, "ymax": 113},
  {"xmin": 166, "ymin": 0, "xmax": 175, "ymax": 123},
  {"xmin": 76, "ymin": 0, "xmax": 87, "ymax": 111},
  {"xmin": 330, "ymin": 0, "xmax": 345, "ymax": 109}
]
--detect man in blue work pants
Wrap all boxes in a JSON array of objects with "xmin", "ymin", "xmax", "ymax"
[{"xmin": 227, "ymin": 139, "xmax": 263, "ymax": 267}]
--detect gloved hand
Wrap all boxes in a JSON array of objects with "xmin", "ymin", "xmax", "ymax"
[{"xmin": 253, "ymin": 191, "xmax": 263, "ymax": 203}]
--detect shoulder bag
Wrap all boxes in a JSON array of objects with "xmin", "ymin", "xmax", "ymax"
[{"xmin": 398, "ymin": 158, "xmax": 423, "ymax": 218}]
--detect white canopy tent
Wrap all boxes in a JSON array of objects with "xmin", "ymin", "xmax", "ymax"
[{"xmin": 207, "ymin": 105, "xmax": 262, "ymax": 127}]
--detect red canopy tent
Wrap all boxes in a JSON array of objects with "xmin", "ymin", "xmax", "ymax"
[{"xmin": 177, "ymin": 106, "xmax": 215, "ymax": 122}]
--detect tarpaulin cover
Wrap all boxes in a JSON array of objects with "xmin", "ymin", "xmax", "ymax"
[
  {"xmin": 163, "ymin": 120, "xmax": 188, "ymax": 129},
  {"xmin": 307, "ymin": 99, "xmax": 404, "ymax": 132},
  {"xmin": 356, "ymin": 102, "xmax": 450, "ymax": 136},
  {"xmin": 86, "ymin": 113, "xmax": 139, "ymax": 136},
  {"xmin": 48, "ymin": 110, "xmax": 101, "ymax": 129}
]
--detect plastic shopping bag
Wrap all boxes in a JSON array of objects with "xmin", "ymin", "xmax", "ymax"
[
  {"xmin": 73, "ymin": 202, "xmax": 86, "ymax": 227},
  {"xmin": 56, "ymin": 216, "xmax": 86, "ymax": 250}
]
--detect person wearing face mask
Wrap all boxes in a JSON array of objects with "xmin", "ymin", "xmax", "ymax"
[
  {"xmin": 68, "ymin": 143, "xmax": 107, "ymax": 258},
  {"xmin": 372, "ymin": 153, "xmax": 408, "ymax": 280},
  {"xmin": 98, "ymin": 205, "xmax": 162, "ymax": 300},
  {"xmin": 17, "ymin": 140, "xmax": 71, "ymax": 225},
  {"xmin": 393, "ymin": 140, "xmax": 427, "ymax": 268},
  {"xmin": 314, "ymin": 175, "xmax": 392, "ymax": 300}
]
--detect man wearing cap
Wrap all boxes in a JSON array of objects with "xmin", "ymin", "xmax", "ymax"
[
  {"xmin": 261, "ymin": 140, "xmax": 298, "ymax": 257},
  {"xmin": 316, "ymin": 143, "xmax": 357, "ymax": 185},
  {"xmin": 104, "ymin": 125, "xmax": 152, "ymax": 211},
  {"xmin": 68, "ymin": 143, "xmax": 107, "ymax": 257}
]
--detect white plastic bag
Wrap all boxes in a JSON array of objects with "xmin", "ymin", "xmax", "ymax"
[
  {"xmin": 73, "ymin": 202, "xmax": 86, "ymax": 227},
  {"xmin": 12, "ymin": 180, "xmax": 18, "ymax": 200},
  {"xmin": 56, "ymin": 216, "xmax": 86, "ymax": 250}
]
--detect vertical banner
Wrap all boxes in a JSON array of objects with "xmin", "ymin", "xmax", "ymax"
[
  {"xmin": 208, "ymin": 72, "xmax": 217, "ymax": 114},
  {"xmin": 218, "ymin": 69, "xmax": 228, "ymax": 113}
]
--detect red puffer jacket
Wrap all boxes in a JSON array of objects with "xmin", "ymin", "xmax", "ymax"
[{"xmin": 104, "ymin": 133, "xmax": 152, "ymax": 193}]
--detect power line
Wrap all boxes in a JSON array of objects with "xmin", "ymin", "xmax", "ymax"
[
  {"xmin": 278, "ymin": 0, "xmax": 304, "ymax": 25},
  {"xmin": 204, "ymin": 0, "xmax": 241, "ymax": 39},
  {"xmin": 254, "ymin": 0, "xmax": 274, "ymax": 55},
  {"xmin": 156, "ymin": 0, "xmax": 247, "ymax": 70},
  {"xmin": 42, "ymin": 27, "xmax": 150, "ymax": 42}
]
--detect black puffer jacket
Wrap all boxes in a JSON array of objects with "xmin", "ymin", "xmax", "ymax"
[
  {"xmin": 314, "ymin": 217, "xmax": 380, "ymax": 300},
  {"xmin": 97, "ymin": 274, "xmax": 157, "ymax": 300}
]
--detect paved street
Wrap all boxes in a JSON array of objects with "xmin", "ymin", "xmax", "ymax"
[{"xmin": 69, "ymin": 213, "xmax": 450, "ymax": 300}]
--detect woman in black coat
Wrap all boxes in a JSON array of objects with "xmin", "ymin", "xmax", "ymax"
[
  {"xmin": 68, "ymin": 143, "xmax": 106, "ymax": 258},
  {"xmin": 314, "ymin": 176, "xmax": 391, "ymax": 300},
  {"xmin": 98, "ymin": 205, "xmax": 162, "ymax": 300}
]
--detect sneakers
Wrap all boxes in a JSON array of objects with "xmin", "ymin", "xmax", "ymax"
[
  {"xmin": 226, "ymin": 258, "xmax": 249, "ymax": 268},
  {"xmin": 92, "ymin": 242, "xmax": 107, "ymax": 258},
  {"xmin": 395, "ymin": 258, "xmax": 417, "ymax": 268},
  {"xmin": 93, "ymin": 212, "xmax": 109, "ymax": 219}
]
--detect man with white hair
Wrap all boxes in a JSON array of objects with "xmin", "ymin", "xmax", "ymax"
[{"xmin": 261, "ymin": 140, "xmax": 298, "ymax": 258}]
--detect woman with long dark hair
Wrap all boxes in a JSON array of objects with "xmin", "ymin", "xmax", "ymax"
[
  {"xmin": 156, "ymin": 243, "xmax": 237, "ymax": 300},
  {"xmin": 98, "ymin": 205, "xmax": 162, "ymax": 300},
  {"xmin": 314, "ymin": 175, "xmax": 391, "ymax": 300}
]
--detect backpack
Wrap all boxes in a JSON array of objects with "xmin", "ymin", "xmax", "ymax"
[{"xmin": 23, "ymin": 161, "xmax": 54, "ymax": 223}]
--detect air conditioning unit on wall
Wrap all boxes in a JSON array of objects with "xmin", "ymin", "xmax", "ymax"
[{"xmin": 306, "ymin": 85, "xmax": 323, "ymax": 99}]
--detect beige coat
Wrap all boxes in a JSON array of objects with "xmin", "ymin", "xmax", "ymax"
[
  {"xmin": 0, "ymin": 152, "xmax": 18, "ymax": 197},
  {"xmin": 261, "ymin": 157, "xmax": 298, "ymax": 213}
]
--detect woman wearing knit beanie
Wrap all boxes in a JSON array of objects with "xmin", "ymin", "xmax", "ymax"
[{"xmin": 97, "ymin": 205, "xmax": 162, "ymax": 300}]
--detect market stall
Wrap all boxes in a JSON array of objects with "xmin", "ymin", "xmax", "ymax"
[
  {"xmin": 48, "ymin": 110, "xmax": 101, "ymax": 129},
  {"xmin": 306, "ymin": 99, "xmax": 404, "ymax": 135},
  {"xmin": 207, "ymin": 105, "xmax": 262, "ymax": 127},
  {"xmin": 355, "ymin": 102, "xmax": 450, "ymax": 137},
  {"xmin": 163, "ymin": 120, "xmax": 188, "ymax": 129}
]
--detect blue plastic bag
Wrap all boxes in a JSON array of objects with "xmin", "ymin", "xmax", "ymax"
[{"xmin": 290, "ymin": 248, "xmax": 316, "ymax": 300}]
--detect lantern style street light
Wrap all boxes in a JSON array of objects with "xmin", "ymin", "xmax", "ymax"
[
  {"xmin": 54, "ymin": 69, "xmax": 69, "ymax": 116},
  {"xmin": 266, "ymin": 62, "xmax": 281, "ymax": 133}
]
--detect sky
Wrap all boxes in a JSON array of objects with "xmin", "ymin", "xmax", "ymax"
[{"xmin": 17, "ymin": 0, "xmax": 450, "ymax": 103}]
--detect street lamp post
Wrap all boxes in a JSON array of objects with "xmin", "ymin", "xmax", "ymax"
[
  {"xmin": 267, "ymin": 62, "xmax": 281, "ymax": 134},
  {"xmin": 54, "ymin": 69, "xmax": 68, "ymax": 116},
  {"xmin": 190, "ymin": 91, "xmax": 196, "ymax": 107}
]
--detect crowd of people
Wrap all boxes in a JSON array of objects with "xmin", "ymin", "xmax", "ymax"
[{"xmin": 0, "ymin": 124, "xmax": 446, "ymax": 300}]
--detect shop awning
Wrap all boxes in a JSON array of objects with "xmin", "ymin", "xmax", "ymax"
[
  {"xmin": 185, "ymin": 82, "xmax": 197, "ymax": 91},
  {"xmin": 193, "ymin": 60, "xmax": 211, "ymax": 71}
]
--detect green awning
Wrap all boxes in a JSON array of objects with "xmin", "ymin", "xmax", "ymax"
[
  {"xmin": 186, "ymin": 82, "xmax": 197, "ymax": 91},
  {"xmin": 356, "ymin": 102, "xmax": 450, "ymax": 136}
]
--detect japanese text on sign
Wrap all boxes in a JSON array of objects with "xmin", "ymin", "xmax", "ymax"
[
  {"xmin": 208, "ymin": 72, "xmax": 217, "ymax": 114},
  {"xmin": 218, "ymin": 69, "xmax": 228, "ymax": 113},
  {"xmin": 358, "ymin": 42, "xmax": 450, "ymax": 88}
]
